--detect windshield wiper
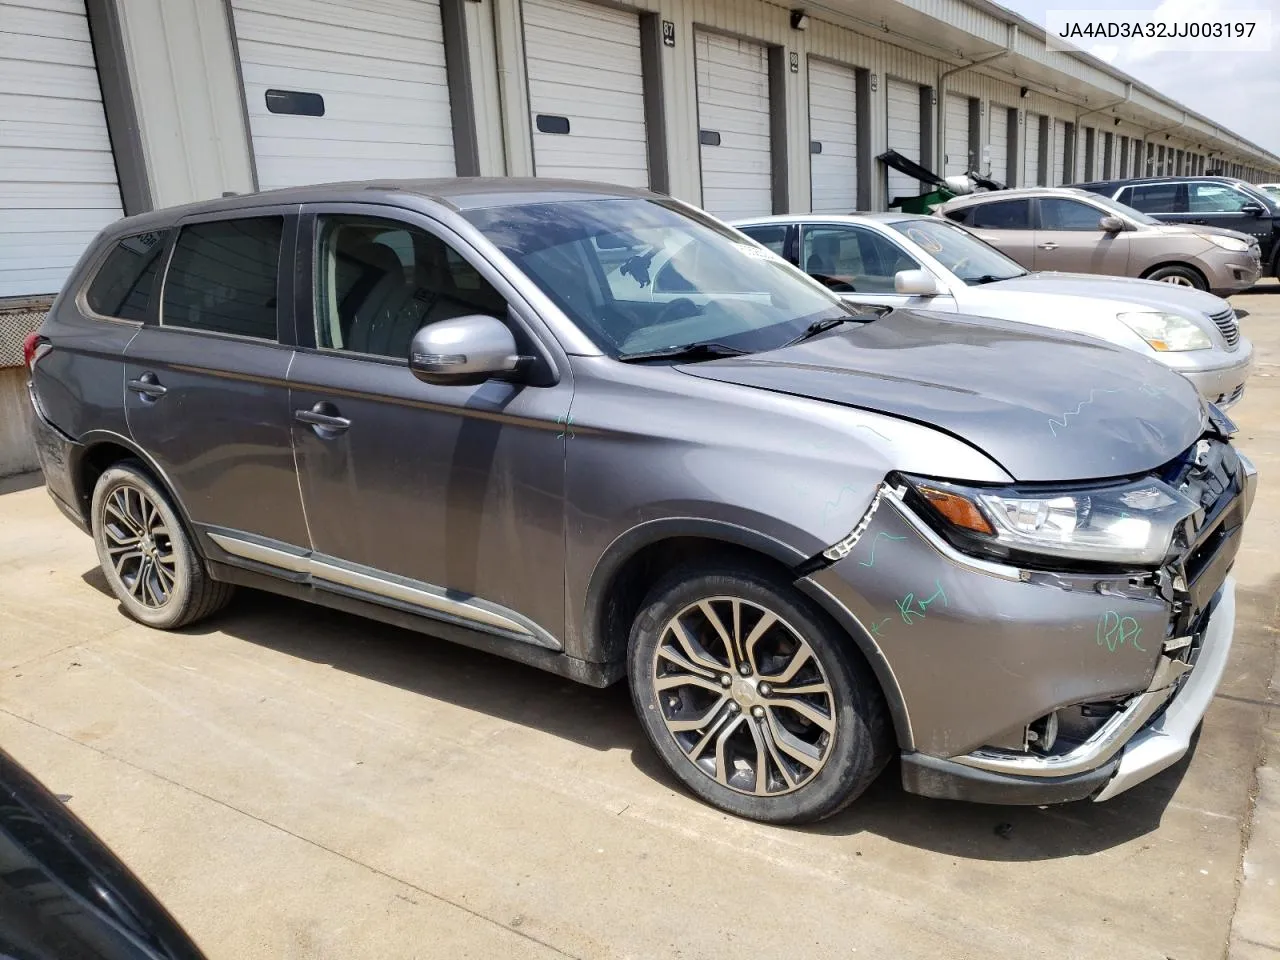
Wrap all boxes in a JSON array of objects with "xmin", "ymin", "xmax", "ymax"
[
  {"xmin": 616, "ymin": 342, "xmax": 749, "ymax": 363},
  {"xmin": 968, "ymin": 273, "xmax": 1024, "ymax": 285},
  {"xmin": 782, "ymin": 315, "xmax": 863, "ymax": 347}
]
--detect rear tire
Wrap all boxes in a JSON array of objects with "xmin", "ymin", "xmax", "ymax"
[
  {"xmin": 1144, "ymin": 264, "xmax": 1207, "ymax": 290},
  {"xmin": 627, "ymin": 561, "xmax": 892, "ymax": 824},
  {"xmin": 91, "ymin": 461, "xmax": 233, "ymax": 629}
]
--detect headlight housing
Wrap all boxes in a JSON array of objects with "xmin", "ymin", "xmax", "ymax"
[
  {"xmin": 1116, "ymin": 311, "xmax": 1212, "ymax": 352},
  {"xmin": 1198, "ymin": 234, "xmax": 1250, "ymax": 252},
  {"xmin": 900, "ymin": 474, "xmax": 1201, "ymax": 567}
]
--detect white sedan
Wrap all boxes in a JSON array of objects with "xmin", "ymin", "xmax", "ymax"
[{"xmin": 730, "ymin": 212, "xmax": 1253, "ymax": 408}]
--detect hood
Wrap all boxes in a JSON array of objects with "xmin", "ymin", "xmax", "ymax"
[
  {"xmin": 679, "ymin": 309, "xmax": 1207, "ymax": 483},
  {"xmin": 984, "ymin": 271, "xmax": 1230, "ymax": 319},
  {"xmin": 1154, "ymin": 222, "xmax": 1257, "ymax": 245}
]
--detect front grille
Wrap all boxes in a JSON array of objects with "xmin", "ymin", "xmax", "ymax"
[{"xmin": 1210, "ymin": 308, "xmax": 1240, "ymax": 347}]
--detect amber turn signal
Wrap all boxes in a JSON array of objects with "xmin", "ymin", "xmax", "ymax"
[{"xmin": 917, "ymin": 486, "xmax": 995, "ymax": 535}]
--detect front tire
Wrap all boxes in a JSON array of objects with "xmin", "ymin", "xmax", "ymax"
[
  {"xmin": 627, "ymin": 562, "xmax": 892, "ymax": 824},
  {"xmin": 1144, "ymin": 264, "xmax": 1207, "ymax": 290},
  {"xmin": 91, "ymin": 461, "xmax": 233, "ymax": 629}
]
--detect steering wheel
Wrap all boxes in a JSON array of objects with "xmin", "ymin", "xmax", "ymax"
[{"xmin": 656, "ymin": 297, "xmax": 701, "ymax": 326}]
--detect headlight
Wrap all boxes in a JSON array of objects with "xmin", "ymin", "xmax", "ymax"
[
  {"xmin": 1198, "ymin": 234, "xmax": 1250, "ymax": 252},
  {"xmin": 901, "ymin": 474, "xmax": 1201, "ymax": 567},
  {"xmin": 1116, "ymin": 311, "xmax": 1212, "ymax": 352}
]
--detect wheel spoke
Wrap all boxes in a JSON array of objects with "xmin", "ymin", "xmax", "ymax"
[
  {"xmin": 154, "ymin": 559, "xmax": 177, "ymax": 588},
  {"xmin": 667, "ymin": 618, "xmax": 726, "ymax": 673},
  {"xmin": 743, "ymin": 611, "xmax": 776, "ymax": 673},
  {"xmin": 771, "ymin": 681, "xmax": 831, "ymax": 697},
  {"xmin": 698, "ymin": 600, "xmax": 736, "ymax": 667},
  {"xmin": 770, "ymin": 697, "xmax": 835, "ymax": 733},
  {"xmin": 762, "ymin": 645, "xmax": 812, "ymax": 685},
  {"xmin": 713, "ymin": 715, "xmax": 745, "ymax": 785},
  {"xmin": 757, "ymin": 716, "xmax": 798, "ymax": 788},
  {"xmin": 111, "ymin": 548, "xmax": 143, "ymax": 575},
  {"xmin": 656, "ymin": 642, "xmax": 718, "ymax": 680},
  {"xmin": 683, "ymin": 702, "xmax": 735, "ymax": 753},
  {"xmin": 655, "ymin": 673, "xmax": 724, "ymax": 696},
  {"xmin": 129, "ymin": 557, "xmax": 150, "ymax": 599},
  {"xmin": 105, "ymin": 499, "xmax": 143, "ymax": 538},
  {"xmin": 667, "ymin": 696, "xmax": 729, "ymax": 734},
  {"xmin": 745, "ymin": 716, "xmax": 771, "ymax": 794}
]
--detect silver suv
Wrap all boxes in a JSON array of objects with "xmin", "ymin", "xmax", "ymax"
[
  {"xmin": 937, "ymin": 187, "xmax": 1262, "ymax": 295},
  {"xmin": 26, "ymin": 179, "xmax": 1254, "ymax": 823}
]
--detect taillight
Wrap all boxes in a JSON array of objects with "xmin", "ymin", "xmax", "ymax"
[{"xmin": 22, "ymin": 333, "xmax": 48, "ymax": 371}]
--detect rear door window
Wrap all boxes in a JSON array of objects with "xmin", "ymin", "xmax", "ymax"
[
  {"xmin": 161, "ymin": 217, "xmax": 283, "ymax": 340},
  {"xmin": 1121, "ymin": 183, "xmax": 1183, "ymax": 214},
  {"xmin": 84, "ymin": 230, "xmax": 172, "ymax": 321},
  {"xmin": 969, "ymin": 199, "xmax": 1031, "ymax": 229},
  {"xmin": 736, "ymin": 223, "xmax": 790, "ymax": 257}
]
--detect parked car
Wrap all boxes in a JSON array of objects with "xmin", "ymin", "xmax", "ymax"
[
  {"xmin": 733, "ymin": 212, "xmax": 1253, "ymax": 408},
  {"xmin": 0, "ymin": 746, "xmax": 205, "ymax": 959},
  {"xmin": 935, "ymin": 186, "xmax": 1261, "ymax": 294},
  {"xmin": 1075, "ymin": 176, "xmax": 1280, "ymax": 280},
  {"xmin": 1258, "ymin": 183, "xmax": 1280, "ymax": 202},
  {"xmin": 28, "ymin": 180, "xmax": 1253, "ymax": 823}
]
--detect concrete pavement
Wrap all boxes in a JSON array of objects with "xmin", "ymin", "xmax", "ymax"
[{"xmin": 2, "ymin": 284, "xmax": 1278, "ymax": 960}]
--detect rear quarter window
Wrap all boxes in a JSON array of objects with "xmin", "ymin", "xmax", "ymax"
[
  {"xmin": 161, "ymin": 217, "xmax": 283, "ymax": 340},
  {"xmin": 84, "ymin": 230, "xmax": 172, "ymax": 321}
]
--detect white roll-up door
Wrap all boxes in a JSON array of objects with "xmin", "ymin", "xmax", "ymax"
[
  {"xmin": 1, "ymin": 0, "xmax": 125, "ymax": 297},
  {"xmin": 525, "ymin": 0, "xmax": 648, "ymax": 187},
  {"xmin": 808, "ymin": 59, "xmax": 857, "ymax": 214},
  {"xmin": 1053, "ymin": 119, "xmax": 1067, "ymax": 185},
  {"xmin": 695, "ymin": 31, "xmax": 771, "ymax": 220},
  {"xmin": 943, "ymin": 94, "xmax": 970, "ymax": 176},
  {"xmin": 988, "ymin": 104, "xmax": 1009, "ymax": 184},
  {"xmin": 1023, "ymin": 112, "xmax": 1042, "ymax": 186},
  {"xmin": 885, "ymin": 78, "xmax": 922, "ymax": 203},
  {"xmin": 229, "ymin": 0, "xmax": 455, "ymax": 191}
]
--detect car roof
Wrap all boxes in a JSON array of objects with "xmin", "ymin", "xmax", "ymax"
[
  {"xmin": 732, "ymin": 211, "xmax": 917, "ymax": 226},
  {"xmin": 938, "ymin": 186, "xmax": 1097, "ymax": 208},
  {"xmin": 103, "ymin": 178, "xmax": 656, "ymax": 233},
  {"xmin": 1074, "ymin": 175, "xmax": 1246, "ymax": 191}
]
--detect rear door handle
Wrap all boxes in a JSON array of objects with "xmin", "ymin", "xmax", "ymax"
[
  {"xmin": 295, "ymin": 402, "xmax": 351, "ymax": 436},
  {"xmin": 127, "ymin": 374, "xmax": 167, "ymax": 399},
  {"xmin": 1037, "ymin": 241, "xmax": 1058, "ymax": 250}
]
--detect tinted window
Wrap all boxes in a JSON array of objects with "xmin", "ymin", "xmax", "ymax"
[
  {"xmin": 943, "ymin": 207, "xmax": 970, "ymax": 224},
  {"xmin": 315, "ymin": 215, "xmax": 506, "ymax": 360},
  {"xmin": 969, "ymin": 199, "xmax": 1031, "ymax": 230},
  {"xmin": 162, "ymin": 218, "xmax": 282, "ymax": 339},
  {"xmin": 1188, "ymin": 183, "xmax": 1254, "ymax": 213},
  {"xmin": 737, "ymin": 224, "xmax": 789, "ymax": 256},
  {"xmin": 801, "ymin": 225, "xmax": 920, "ymax": 294},
  {"xmin": 1038, "ymin": 198, "xmax": 1107, "ymax": 231},
  {"xmin": 1123, "ymin": 183, "xmax": 1182, "ymax": 214},
  {"xmin": 84, "ymin": 230, "xmax": 171, "ymax": 321},
  {"xmin": 887, "ymin": 218, "xmax": 1026, "ymax": 285}
]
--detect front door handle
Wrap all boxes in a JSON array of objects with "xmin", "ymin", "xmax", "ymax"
[
  {"xmin": 1037, "ymin": 241, "xmax": 1058, "ymax": 250},
  {"xmin": 127, "ymin": 373, "xmax": 167, "ymax": 400},
  {"xmin": 295, "ymin": 402, "xmax": 351, "ymax": 437}
]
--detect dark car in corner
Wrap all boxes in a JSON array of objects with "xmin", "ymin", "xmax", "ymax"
[
  {"xmin": 26, "ymin": 179, "xmax": 1254, "ymax": 824},
  {"xmin": 1075, "ymin": 175, "xmax": 1280, "ymax": 280}
]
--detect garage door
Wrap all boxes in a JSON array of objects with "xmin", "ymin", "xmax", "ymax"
[
  {"xmin": 695, "ymin": 31, "xmax": 771, "ymax": 220},
  {"xmin": 1053, "ymin": 119, "xmax": 1067, "ymax": 184},
  {"xmin": 229, "ymin": 0, "xmax": 455, "ymax": 191},
  {"xmin": 886, "ymin": 78, "xmax": 922, "ymax": 203},
  {"xmin": 1023, "ymin": 111, "xmax": 1041, "ymax": 187},
  {"xmin": 943, "ymin": 94, "xmax": 969, "ymax": 176},
  {"xmin": 525, "ymin": 0, "xmax": 647, "ymax": 187},
  {"xmin": 1, "ymin": 0, "xmax": 124, "ymax": 297},
  {"xmin": 988, "ymin": 104, "xmax": 1009, "ymax": 184},
  {"xmin": 808, "ymin": 59, "xmax": 857, "ymax": 213}
]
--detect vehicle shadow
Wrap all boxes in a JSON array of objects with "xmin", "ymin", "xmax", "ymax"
[{"xmin": 78, "ymin": 570, "xmax": 1211, "ymax": 862}]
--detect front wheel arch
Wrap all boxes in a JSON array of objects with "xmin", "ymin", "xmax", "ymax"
[{"xmin": 1140, "ymin": 261, "xmax": 1209, "ymax": 290}]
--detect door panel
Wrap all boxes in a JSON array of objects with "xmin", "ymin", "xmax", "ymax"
[
  {"xmin": 289, "ymin": 208, "xmax": 571, "ymax": 640},
  {"xmin": 1032, "ymin": 197, "xmax": 1130, "ymax": 274},
  {"xmin": 1180, "ymin": 182, "xmax": 1274, "ymax": 246},
  {"xmin": 963, "ymin": 198, "xmax": 1036, "ymax": 268},
  {"xmin": 124, "ymin": 212, "xmax": 307, "ymax": 548}
]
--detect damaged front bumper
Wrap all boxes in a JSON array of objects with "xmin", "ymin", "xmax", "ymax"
[{"xmin": 803, "ymin": 439, "xmax": 1254, "ymax": 807}]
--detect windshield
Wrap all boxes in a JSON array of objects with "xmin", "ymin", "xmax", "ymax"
[
  {"xmin": 1088, "ymin": 193, "xmax": 1161, "ymax": 226},
  {"xmin": 886, "ymin": 218, "xmax": 1027, "ymax": 285},
  {"xmin": 463, "ymin": 198, "xmax": 857, "ymax": 357}
]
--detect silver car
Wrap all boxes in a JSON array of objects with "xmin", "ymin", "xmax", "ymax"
[{"xmin": 734, "ymin": 212, "xmax": 1253, "ymax": 408}]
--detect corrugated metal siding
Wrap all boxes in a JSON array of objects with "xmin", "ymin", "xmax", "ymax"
[
  {"xmin": 1052, "ymin": 118, "xmax": 1067, "ymax": 185},
  {"xmin": 807, "ymin": 58, "xmax": 858, "ymax": 213},
  {"xmin": 1023, "ymin": 111, "xmax": 1041, "ymax": 186},
  {"xmin": 943, "ymin": 94, "xmax": 969, "ymax": 175},
  {"xmin": 988, "ymin": 103, "xmax": 1008, "ymax": 183},
  {"xmin": 229, "ymin": 0, "xmax": 456, "ymax": 189},
  {"xmin": 886, "ymin": 78, "xmax": 921, "ymax": 202},
  {"xmin": 524, "ymin": 0, "xmax": 648, "ymax": 187},
  {"xmin": 466, "ymin": 0, "xmax": 506, "ymax": 174},
  {"xmin": 694, "ymin": 29, "xmax": 772, "ymax": 219},
  {"xmin": 0, "ymin": 0, "xmax": 125, "ymax": 297}
]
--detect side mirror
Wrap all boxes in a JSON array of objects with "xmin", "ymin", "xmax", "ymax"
[
  {"xmin": 895, "ymin": 269, "xmax": 944, "ymax": 296},
  {"xmin": 1098, "ymin": 215, "xmax": 1126, "ymax": 233},
  {"xmin": 1240, "ymin": 203, "xmax": 1265, "ymax": 217},
  {"xmin": 409, "ymin": 315, "xmax": 524, "ymax": 386}
]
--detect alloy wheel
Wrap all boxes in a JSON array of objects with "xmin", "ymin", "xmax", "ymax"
[
  {"xmin": 652, "ymin": 597, "xmax": 836, "ymax": 796},
  {"xmin": 101, "ymin": 484, "xmax": 177, "ymax": 609},
  {"xmin": 1159, "ymin": 274, "xmax": 1194, "ymax": 286}
]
